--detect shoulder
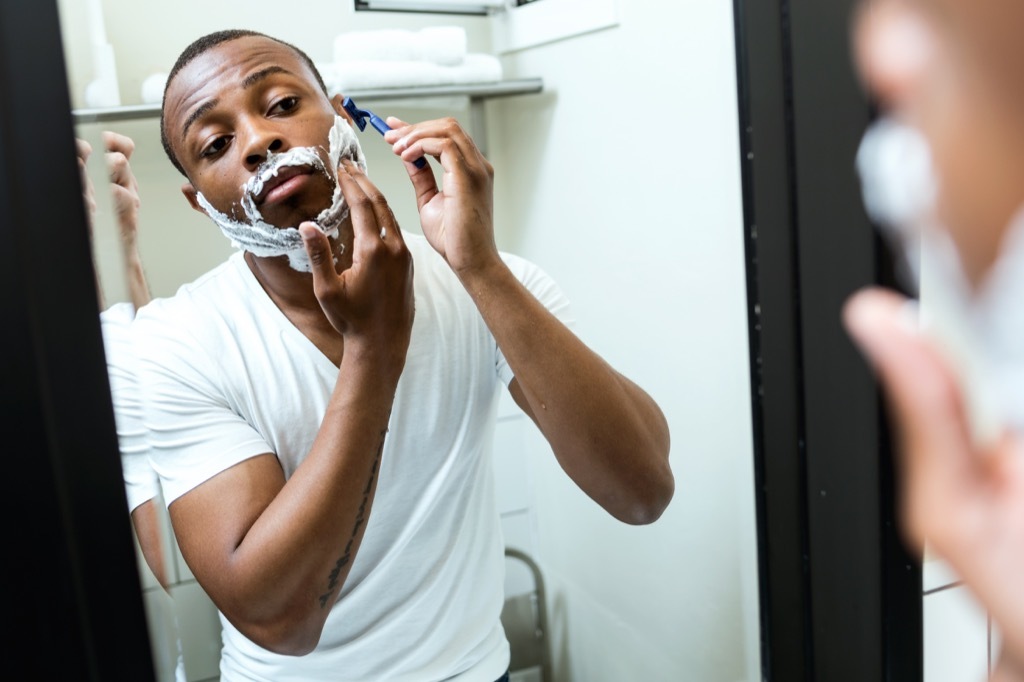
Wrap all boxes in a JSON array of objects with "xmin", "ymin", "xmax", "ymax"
[
  {"xmin": 498, "ymin": 249, "xmax": 570, "ymax": 306},
  {"xmin": 134, "ymin": 255, "xmax": 246, "ymax": 333},
  {"xmin": 132, "ymin": 255, "xmax": 252, "ymax": 368},
  {"xmin": 100, "ymin": 300, "xmax": 136, "ymax": 327},
  {"xmin": 498, "ymin": 249, "xmax": 548, "ymax": 282},
  {"xmin": 100, "ymin": 301, "xmax": 136, "ymax": 346}
]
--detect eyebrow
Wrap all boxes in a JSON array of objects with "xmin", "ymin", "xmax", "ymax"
[
  {"xmin": 242, "ymin": 66, "xmax": 292, "ymax": 90},
  {"xmin": 179, "ymin": 67, "xmax": 296, "ymax": 143},
  {"xmin": 180, "ymin": 99, "xmax": 219, "ymax": 143}
]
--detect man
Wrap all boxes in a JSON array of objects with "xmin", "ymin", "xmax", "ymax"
[
  {"xmin": 843, "ymin": 0, "xmax": 1024, "ymax": 679},
  {"xmin": 135, "ymin": 28, "xmax": 673, "ymax": 681}
]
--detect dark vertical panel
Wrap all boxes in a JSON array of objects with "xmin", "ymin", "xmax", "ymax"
[
  {"xmin": 786, "ymin": 1, "xmax": 882, "ymax": 678},
  {"xmin": 732, "ymin": 0, "xmax": 812, "ymax": 679},
  {"xmin": 0, "ymin": 0, "xmax": 155, "ymax": 678},
  {"xmin": 737, "ymin": 0, "xmax": 923, "ymax": 679}
]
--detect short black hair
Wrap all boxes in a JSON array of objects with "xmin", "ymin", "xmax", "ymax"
[{"xmin": 160, "ymin": 29, "xmax": 329, "ymax": 177}]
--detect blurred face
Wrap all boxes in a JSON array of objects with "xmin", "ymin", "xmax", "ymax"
[
  {"xmin": 165, "ymin": 36, "xmax": 345, "ymax": 229},
  {"xmin": 854, "ymin": 0, "xmax": 1024, "ymax": 285}
]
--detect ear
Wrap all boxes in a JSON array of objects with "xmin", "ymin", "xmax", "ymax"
[
  {"xmin": 181, "ymin": 182, "xmax": 206, "ymax": 215},
  {"xmin": 331, "ymin": 93, "xmax": 354, "ymax": 124}
]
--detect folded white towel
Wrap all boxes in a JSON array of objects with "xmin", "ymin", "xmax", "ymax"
[
  {"xmin": 333, "ymin": 26, "xmax": 467, "ymax": 67},
  {"xmin": 140, "ymin": 72, "xmax": 168, "ymax": 104},
  {"xmin": 320, "ymin": 53, "xmax": 503, "ymax": 93}
]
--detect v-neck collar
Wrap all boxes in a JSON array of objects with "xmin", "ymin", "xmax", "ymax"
[{"xmin": 230, "ymin": 251, "xmax": 340, "ymax": 374}]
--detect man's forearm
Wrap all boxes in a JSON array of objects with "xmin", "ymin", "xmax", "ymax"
[
  {"xmin": 458, "ymin": 257, "xmax": 673, "ymax": 524},
  {"xmin": 122, "ymin": 251, "xmax": 150, "ymax": 310}
]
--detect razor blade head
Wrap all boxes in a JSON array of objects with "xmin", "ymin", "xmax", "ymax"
[{"xmin": 342, "ymin": 97, "xmax": 369, "ymax": 132}]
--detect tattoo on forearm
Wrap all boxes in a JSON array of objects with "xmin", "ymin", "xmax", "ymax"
[{"xmin": 319, "ymin": 429, "xmax": 386, "ymax": 608}]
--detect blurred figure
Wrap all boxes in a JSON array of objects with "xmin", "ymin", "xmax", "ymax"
[
  {"xmin": 79, "ymin": 131, "xmax": 186, "ymax": 682},
  {"xmin": 77, "ymin": 131, "xmax": 166, "ymax": 587},
  {"xmin": 844, "ymin": 0, "xmax": 1024, "ymax": 679}
]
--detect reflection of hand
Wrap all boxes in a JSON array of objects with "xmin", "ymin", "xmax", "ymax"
[
  {"xmin": 76, "ymin": 138, "xmax": 98, "ymax": 226},
  {"xmin": 300, "ymin": 160, "xmax": 414, "ymax": 372},
  {"xmin": 102, "ymin": 131, "xmax": 142, "ymax": 256},
  {"xmin": 383, "ymin": 116, "xmax": 498, "ymax": 279},
  {"xmin": 844, "ymin": 287, "xmax": 1024, "ymax": 675}
]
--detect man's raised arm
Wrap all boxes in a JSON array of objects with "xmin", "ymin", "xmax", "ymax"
[{"xmin": 384, "ymin": 116, "xmax": 673, "ymax": 525}]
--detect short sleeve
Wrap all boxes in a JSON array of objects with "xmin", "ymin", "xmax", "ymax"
[
  {"xmin": 132, "ymin": 303, "xmax": 274, "ymax": 505},
  {"xmin": 101, "ymin": 302, "xmax": 160, "ymax": 512},
  {"xmin": 494, "ymin": 252, "xmax": 575, "ymax": 387}
]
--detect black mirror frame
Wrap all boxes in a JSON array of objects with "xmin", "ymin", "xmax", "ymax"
[{"xmin": 0, "ymin": 0, "xmax": 156, "ymax": 678}]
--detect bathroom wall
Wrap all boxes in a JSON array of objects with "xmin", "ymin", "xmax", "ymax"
[
  {"xmin": 485, "ymin": 1, "xmax": 758, "ymax": 679},
  {"xmin": 60, "ymin": 1, "xmax": 760, "ymax": 681}
]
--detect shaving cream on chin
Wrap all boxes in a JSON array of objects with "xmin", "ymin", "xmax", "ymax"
[
  {"xmin": 857, "ymin": 116, "xmax": 1024, "ymax": 441},
  {"xmin": 195, "ymin": 115, "xmax": 367, "ymax": 272}
]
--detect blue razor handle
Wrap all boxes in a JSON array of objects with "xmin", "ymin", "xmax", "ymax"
[{"xmin": 342, "ymin": 97, "xmax": 428, "ymax": 170}]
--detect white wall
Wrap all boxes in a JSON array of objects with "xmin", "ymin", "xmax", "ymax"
[
  {"xmin": 485, "ymin": 1, "xmax": 758, "ymax": 680},
  {"xmin": 61, "ymin": 1, "xmax": 760, "ymax": 681}
]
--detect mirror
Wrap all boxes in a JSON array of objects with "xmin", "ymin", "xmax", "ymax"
[{"xmin": 56, "ymin": 1, "xmax": 761, "ymax": 680}]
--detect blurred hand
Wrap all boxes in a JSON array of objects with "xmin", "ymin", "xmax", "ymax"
[
  {"xmin": 843, "ymin": 287, "xmax": 1024, "ymax": 675},
  {"xmin": 102, "ymin": 131, "xmax": 142, "ymax": 255},
  {"xmin": 76, "ymin": 138, "xmax": 97, "ymax": 227}
]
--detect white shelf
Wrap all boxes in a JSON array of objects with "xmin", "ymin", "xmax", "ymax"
[{"xmin": 72, "ymin": 78, "xmax": 543, "ymax": 124}]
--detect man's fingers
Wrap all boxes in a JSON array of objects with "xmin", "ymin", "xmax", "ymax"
[
  {"xmin": 106, "ymin": 151, "xmax": 135, "ymax": 189},
  {"xmin": 406, "ymin": 160, "xmax": 440, "ymax": 214},
  {"xmin": 337, "ymin": 161, "xmax": 376, "ymax": 243},
  {"xmin": 385, "ymin": 117, "xmax": 480, "ymax": 167},
  {"xmin": 76, "ymin": 138, "xmax": 93, "ymax": 163},
  {"xmin": 300, "ymin": 222, "xmax": 339, "ymax": 291},
  {"xmin": 338, "ymin": 161, "xmax": 403, "ymax": 249},
  {"xmin": 844, "ymin": 288, "xmax": 973, "ymax": 454},
  {"xmin": 843, "ymin": 288, "xmax": 979, "ymax": 500},
  {"xmin": 102, "ymin": 131, "xmax": 135, "ymax": 160}
]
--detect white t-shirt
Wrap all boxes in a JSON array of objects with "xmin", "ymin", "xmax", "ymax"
[
  {"xmin": 100, "ymin": 301, "xmax": 160, "ymax": 512},
  {"xmin": 132, "ymin": 233, "xmax": 573, "ymax": 682}
]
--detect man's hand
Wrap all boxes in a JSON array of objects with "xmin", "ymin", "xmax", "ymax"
[
  {"xmin": 76, "ymin": 138, "xmax": 98, "ymax": 225},
  {"xmin": 383, "ymin": 116, "xmax": 498, "ymax": 278},
  {"xmin": 844, "ymin": 287, "xmax": 1024, "ymax": 674},
  {"xmin": 103, "ymin": 131, "xmax": 142, "ymax": 256},
  {"xmin": 300, "ymin": 159, "xmax": 414, "ymax": 366},
  {"xmin": 95, "ymin": 131, "xmax": 150, "ymax": 310}
]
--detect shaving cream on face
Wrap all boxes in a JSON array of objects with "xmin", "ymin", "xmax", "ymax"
[
  {"xmin": 857, "ymin": 116, "xmax": 1024, "ymax": 440},
  {"xmin": 195, "ymin": 115, "xmax": 367, "ymax": 272}
]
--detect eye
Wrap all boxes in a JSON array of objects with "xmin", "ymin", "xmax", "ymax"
[
  {"xmin": 271, "ymin": 96, "xmax": 300, "ymax": 115},
  {"xmin": 201, "ymin": 136, "xmax": 231, "ymax": 158}
]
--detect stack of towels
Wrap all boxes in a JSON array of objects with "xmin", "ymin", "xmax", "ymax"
[
  {"xmin": 138, "ymin": 27, "xmax": 503, "ymax": 105},
  {"xmin": 319, "ymin": 26, "xmax": 503, "ymax": 93}
]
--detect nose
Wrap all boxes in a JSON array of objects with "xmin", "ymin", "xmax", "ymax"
[
  {"xmin": 853, "ymin": 0, "xmax": 937, "ymax": 111},
  {"xmin": 240, "ymin": 120, "xmax": 285, "ymax": 170}
]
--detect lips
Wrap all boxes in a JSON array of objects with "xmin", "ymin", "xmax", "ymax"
[{"xmin": 254, "ymin": 165, "xmax": 315, "ymax": 206}]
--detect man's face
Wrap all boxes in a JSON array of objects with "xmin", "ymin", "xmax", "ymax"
[
  {"xmin": 854, "ymin": 0, "xmax": 1024, "ymax": 285},
  {"xmin": 164, "ymin": 36, "xmax": 343, "ymax": 229}
]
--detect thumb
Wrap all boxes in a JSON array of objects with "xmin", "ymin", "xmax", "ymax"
[
  {"xmin": 843, "ymin": 287, "xmax": 975, "ymax": 535},
  {"xmin": 300, "ymin": 222, "xmax": 338, "ymax": 287}
]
